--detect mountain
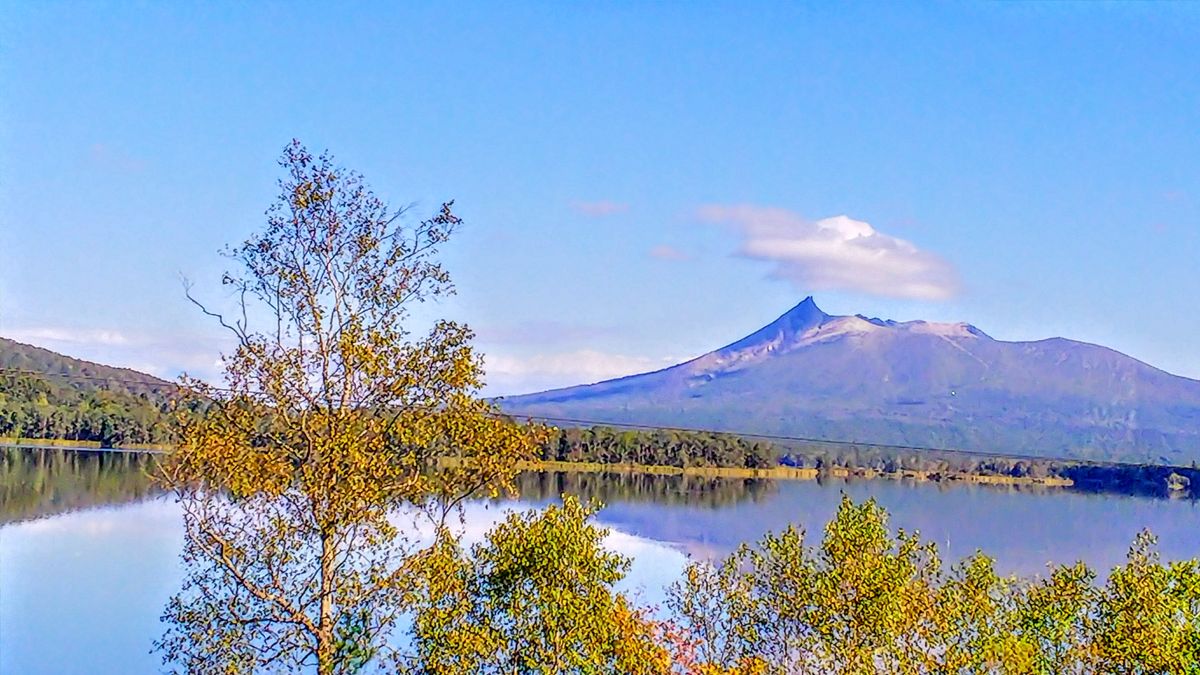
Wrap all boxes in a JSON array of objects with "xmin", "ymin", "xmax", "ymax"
[
  {"xmin": 500, "ymin": 298, "xmax": 1200, "ymax": 465},
  {"xmin": 0, "ymin": 336, "xmax": 174, "ymax": 400}
]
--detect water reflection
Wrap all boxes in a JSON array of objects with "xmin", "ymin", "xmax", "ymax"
[
  {"xmin": 0, "ymin": 447, "xmax": 161, "ymax": 524},
  {"xmin": 592, "ymin": 477, "xmax": 1200, "ymax": 576},
  {"xmin": 3, "ymin": 447, "xmax": 1196, "ymax": 577},
  {"xmin": 0, "ymin": 450, "xmax": 779, "ymax": 524},
  {"xmin": 510, "ymin": 470, "xmax": 777, "ymax": 507},
  {"xmin": 512, "ymin": 468, "xmax": 1199, "ymax": 576},
  {"xmin": 2, "ymin": 449, "xmax": 1199, "ymax": 674}
]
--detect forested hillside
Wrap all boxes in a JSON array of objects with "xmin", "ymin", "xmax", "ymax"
[{"xmin": 0, "ymin": 337, "xmax": 180, "ymax": 446}]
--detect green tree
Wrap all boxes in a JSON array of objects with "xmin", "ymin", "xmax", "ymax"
[
  {"xmin": 668, "ymin": 496, "xmax": 943, "ymax": 674},
  {"xmin": 408, "ymin": 496, "xmax": 669, "ymax": 674},
  {"xmin": 1087, "ymin": 531, "xmax": 1200, "ymax": 673}
]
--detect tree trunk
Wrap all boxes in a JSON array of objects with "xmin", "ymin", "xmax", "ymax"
[{"xmin": 317, "ymin": 527, "xmax": 335, "ymax": 675}]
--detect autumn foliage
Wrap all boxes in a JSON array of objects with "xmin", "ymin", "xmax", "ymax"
[
  {"xmin": 155, "ymin": 142, "xmax": 543, "ymax": 674},
  {"xmin": 664, "ymin": 495, "xmax": 1200, "ymax": 674}
]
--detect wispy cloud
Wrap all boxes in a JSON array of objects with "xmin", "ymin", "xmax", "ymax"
[
  {"xmin": 483, "ymin": 349, "xmax": 678, "ymax": 395},
  {"xmin": 570, "ymin": 200, "xmax": 629, "ymax": 217},
  {"xmin": 88, "ymin": 142, "xmax": 146, "ymax": 172},
  {"xmin": 698, "ymin": 205, "xmax": 960, "ymax": 300},
  {"xmin": 648, "ymin": 244, "xmax": 689, "ymax": 261},
  {"xmin": 7, "ymin": 326, "xmax": 133, "ymax": 346},
  {"xmin": 3, "ymin": 324, "xmax": 227, "ymax": 381}
]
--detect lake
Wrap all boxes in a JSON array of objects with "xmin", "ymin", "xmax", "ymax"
[{"xmin": 1, "ymin": 448, "xmax": 1197, "ymax": 674}]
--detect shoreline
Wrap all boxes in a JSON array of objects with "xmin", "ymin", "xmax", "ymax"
[
  {"xmin": 0, "ymin": 438, "xmax": 171, "ymax": 453},
  {"xmin": 15, "ymin": 441, "xmax": 1200, "ymax": 495},
  {"xmin": 518, "ymin": 460, "xmax": 1075, "ymax": 487}
]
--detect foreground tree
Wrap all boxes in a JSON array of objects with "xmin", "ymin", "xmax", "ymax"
[
  {"xmin": 667, "ymin": 495, "xmax": 1200, "ymax": 675},
  {"xmin": 156, "ymin": 141, "xmax": 541, "ymax": 674},
  {"xmin": 1087, "ymin": 531, "xmax": 1200, "ymax": 672},
  {"xmin": 407, "ymin": 496, "xmax": 670, "ymax": 674},
  {"xmin": 668, "ymin": 496, "xmax": 942, "ymax": 674}
]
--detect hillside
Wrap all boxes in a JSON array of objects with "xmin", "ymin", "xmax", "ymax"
[
  {"xmin": 0, "ymin": 336, "xmax": 175, "ymax": 399},
  {"xmin": 0, "ymin": 337, "xmax": 179, "ymax": 446},
  {"xmin": 500, "ymin": 298, "xmax": 1200, "ymax": 465}
]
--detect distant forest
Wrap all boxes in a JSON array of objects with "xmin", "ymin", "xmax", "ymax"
[
  {"xmin": 539, "ymin": 426, "xmax": 779, "ymax": 468},
  {"xmin": 0, "ymin": 372, "xmax": 179, "ymax": 446},
  {"xmin": 0, "ymin": 336, "xmax": 184, "ymax": 446}
]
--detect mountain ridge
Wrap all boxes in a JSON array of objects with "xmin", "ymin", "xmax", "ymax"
[
  {"xmin": 0, "ymin": 336, "xmax": 174, "ymax": 400},
  {"xmin": 500, "ymin": 299, "xmax": 1200, "ymax": 465}
]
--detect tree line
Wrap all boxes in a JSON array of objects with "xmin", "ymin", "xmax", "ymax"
[
  {"xmin": 781, "ymin": 440, "xmax": 1198, "ymax": 497},
  {"xmin": 538, "ymin": 426, "xmax": 779, "ymax": 468},
  {"xmin": 0, "ymin": 372, "xmax": 182, "ymax": 447},
  {"xmin": 532, "ymin": 425, "xmax": 1197, "ymax": 498}
]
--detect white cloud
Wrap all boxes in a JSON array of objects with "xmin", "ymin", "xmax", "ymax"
[
  {"xmin": 483, "ymin": 349, "xmax": 678, "ymax": 395},
  {"xmin": 570, "ymin": 200, "xmax": 629, "ymax": 217},
  {"xmin": 648, "ymin": 244, "xmax": 689, "ymax": 261},
  {"xmin": 698, "ymin": 205, "xmax": 960, "ymax": 300}
]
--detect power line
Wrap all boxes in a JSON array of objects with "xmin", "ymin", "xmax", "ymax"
[{"xmin": 0, "ymin": 367, "xmax": 183, "ymax": 390}]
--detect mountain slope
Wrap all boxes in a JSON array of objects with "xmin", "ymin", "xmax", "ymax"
[
  {"xmin": 0, "ymin": 336, "xmax": 174, "ymax": 400},
  {"xmin": 500, "ymin": 298, "xmax": 1200, "ymax": 464}
]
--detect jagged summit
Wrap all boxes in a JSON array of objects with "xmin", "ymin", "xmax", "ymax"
[
  {"xmin": 712, "ymin": 297, "xmax": 988, "ymax": 362},
  {"xmin": 500, "ymin": 297, "xmax": 1200, "ymax": 463},
  {"xmin": 715, "ymin": 296, "xmax": 829, "ymax": 355},
  {"xmin": 781, "ymin": 296, "xmax": 829, "ymax": 330},
  {"xmin": 787, "ymin": 295, "xmax": 825, "ymax": 320}
]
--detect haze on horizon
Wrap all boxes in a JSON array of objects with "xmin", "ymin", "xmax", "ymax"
[{"xmin": 1, "ymin": 3, "xmax": 1198, "ymax": 396}]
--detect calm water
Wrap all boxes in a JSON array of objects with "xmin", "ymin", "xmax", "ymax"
[{"xmin": 1, "ymin": 449, "xmax": 1197, "ymax": 674}]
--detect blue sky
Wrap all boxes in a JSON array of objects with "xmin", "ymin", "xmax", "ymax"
[{"xmin": 2, "ymin": 2, "xmax": 1198, "ymax": 395}]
